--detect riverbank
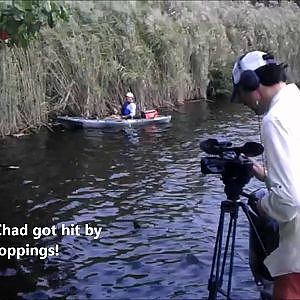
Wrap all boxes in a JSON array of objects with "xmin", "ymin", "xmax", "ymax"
[{"xmin": 1, "ymin": 0, "xmax": 300, "ymax": 136}]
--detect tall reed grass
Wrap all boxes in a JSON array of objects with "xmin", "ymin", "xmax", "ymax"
[
  {"xmin": 0, "ymin": 46, "xmax": 47, "ymax": 136},
  {"xmin": 1, "ymin": 0, "xmax": 300, "ymax": 136}
]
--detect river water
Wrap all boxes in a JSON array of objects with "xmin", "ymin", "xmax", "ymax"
[{"xmin": 0, "ymin": 101, "xmax": 265, "ymax": 299}]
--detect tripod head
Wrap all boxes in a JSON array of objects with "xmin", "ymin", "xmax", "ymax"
[{"xmin": 200, "ymin": 139, "xmax": 264, "ymax": 200}]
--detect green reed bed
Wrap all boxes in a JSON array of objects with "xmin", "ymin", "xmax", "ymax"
[
  {"xmin": 0, "ymin": 46, "xmax": 47, "ymax": 136},
  {"xmin": 1, "ymin": 0, "xmax": 300, "ymax": 136}
]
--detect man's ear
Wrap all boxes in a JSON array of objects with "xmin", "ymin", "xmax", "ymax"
[{"xmin": 252, "ymin": 87, "xmax": 262, "ymax": 102}]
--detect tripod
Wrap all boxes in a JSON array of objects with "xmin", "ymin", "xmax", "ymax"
[{"xmin": 207, "ymin": 179, "xmax": 268, "ymax": 300}]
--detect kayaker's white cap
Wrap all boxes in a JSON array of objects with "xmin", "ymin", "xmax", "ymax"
[{"xmin": 126, "ymin": 92, "xmax": 134, "ymax": 98}]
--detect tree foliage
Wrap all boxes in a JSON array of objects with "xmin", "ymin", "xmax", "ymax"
[{"xmin": 0, "ymin": 0, "xmax": 69, "ymax": 48}]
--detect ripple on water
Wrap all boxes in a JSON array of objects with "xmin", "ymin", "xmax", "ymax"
[{"xmin": 0, "ymin": 103, "xmax": 262, "ymax": 299}]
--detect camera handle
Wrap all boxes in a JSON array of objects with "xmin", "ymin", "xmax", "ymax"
[{"xmin": 208, "ymin": 197, "xmax": 268, "ymax": 300}]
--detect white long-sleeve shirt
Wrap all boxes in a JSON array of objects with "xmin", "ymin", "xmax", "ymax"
[
  {"xmin": 260, "ymin": 83, "xmax": 300, "ymax": 277},
  {"xmin": 127, "ymin": 103, "xmax": 136, "ymax": 118}
]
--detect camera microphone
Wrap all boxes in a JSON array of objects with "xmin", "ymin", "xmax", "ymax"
[
  {"xmin": 237, "ymin": 142, "xmax": 264, "ymax": 157},
  {"xmin": 200, "ymin": 139, "xmax": 263, "ymax": 157}
]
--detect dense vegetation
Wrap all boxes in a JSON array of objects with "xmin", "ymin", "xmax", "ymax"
[
  {"xmin": 1, "ymin": 0, "xmax": 300, "ymax": 136},
  {"xmin": 0, "ymin": 0, "xmax": 68, "ymax": 47}
]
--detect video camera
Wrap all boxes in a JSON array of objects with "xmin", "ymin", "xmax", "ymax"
[{"xmin": 200, "ymin": 138, "xmax": 264, "ymax": 200}]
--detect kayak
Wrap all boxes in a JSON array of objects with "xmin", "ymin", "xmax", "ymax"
[{"xmin": 56, "ymin": 115, "xmax": 172, "ymax": 129}]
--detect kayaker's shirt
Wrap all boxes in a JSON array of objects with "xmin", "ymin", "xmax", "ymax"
[
  {"xmin": 121, "ymin": 101, "xmax": 136, "ymax": 118},
  {"xmin": 260, "ymin": 83, "xmax": 300, "ymax": 276}
]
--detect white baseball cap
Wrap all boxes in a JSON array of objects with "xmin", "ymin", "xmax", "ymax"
[
  {"xmin": 231, "ymin": 51, "xmax": 278, "ymax": 102},
  {"xmin": 126, "ymin": 92, "xmax": 134, "ymax": 98}
]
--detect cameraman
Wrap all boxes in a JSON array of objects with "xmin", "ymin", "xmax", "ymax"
[{"xmin": 231, "ymin": 51, "xmax": 300, "ymax": 299}]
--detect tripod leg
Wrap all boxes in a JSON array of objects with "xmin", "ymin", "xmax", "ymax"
[
  {"xmin": 240, "ymin": 203, "xmax": 268, "ymax": 256},
  {"xmin": 227, "ymin": 211, "xmax": 238, "ymax": 299},
  {"xmin": 219, "ymin": 215, "xmax": 234, "ymax": 286},
  {"xmin": 208, "ymin": 207, "xmax": 226, "ymax": 300}
]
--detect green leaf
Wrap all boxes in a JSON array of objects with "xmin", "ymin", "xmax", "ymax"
[
  {"xmin": 29, "ymin": 21, "xmax": 41, "ymax": 33},
  {"xmin": 23, "ymin": 0, "xmax": 33, "ymax": 11},
  {"xmin": 47, "ymin": 13, "xmax": 54, "ymax": 28},
  {"xmin": 0, "ymin": 0, "xmax": 69, "ymax": 48},
  {"xmin": 17, "ymin": 23, "xmax": 26, "ymax": 34},
  {"xmin": 13, "ymin": 3, "xmax": 25, "ymax": 13},
  {"xmin": 44, "ymin": 1, "xmax": 52, "ymax": 13},
  {"xmin": 5, "ymin": 19, "xmax": 22, "ymax": 35},
  {"xmin": 9, "ymin": 6, "xmax": 25, "ymax": 20},
  {"xmin": 59, "ymin": 5, "xmax": 69, "ymax": 21},
  {"xmin": 24, "ymin": 11, "xmax": 35, "ymax": 24},
  {"xmin": 12, "ymin": 13, "xmax": 24, "ymax": 22},
  {"xmin": 1, "ymin": 8, "xmax": 14, "ymax": 16},
  {"xmin": 50, "ymin": 1, "xmax": 59, "ymax": 13},
  {"xmin": 19, "ymin": 34, "xmax": 29, "ymax": 48}
]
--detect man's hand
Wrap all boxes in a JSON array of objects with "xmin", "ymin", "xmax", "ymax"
[
  {"xmin": 251, "ymin": 159, "xmax": 266, "ymax": 181},
  {"xmin": 242, "ymin": 154, "xmax": 266, "ymax": 182}
]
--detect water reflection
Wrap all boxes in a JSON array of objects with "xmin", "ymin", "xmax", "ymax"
[{"xmin": 0, "ymin": 101, "xmax": 264, "ymax": 299}]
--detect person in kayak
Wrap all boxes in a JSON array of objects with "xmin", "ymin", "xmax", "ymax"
[
  {"xmin": 121, "ymin": 92, "xmax": 136, "ymax": 119},
  {"xmin": 231, "ymin": 50, "xmax": 300, "ymax": 299}
]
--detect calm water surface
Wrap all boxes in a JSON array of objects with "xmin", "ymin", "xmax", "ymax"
[{"xmin": 0, "ymin": 101, "xmax": 265, "ymax": 299}]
